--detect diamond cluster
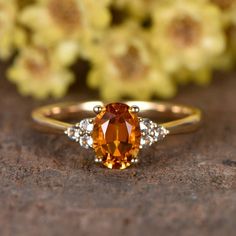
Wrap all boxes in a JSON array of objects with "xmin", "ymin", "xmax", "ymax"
[
  {"xmin": 139, "ymin": 118, "xmax": 169, "ymax": 148},
  {"xmin": 65, "ymin": 119, "xmax": 94, "ymax": 149}
]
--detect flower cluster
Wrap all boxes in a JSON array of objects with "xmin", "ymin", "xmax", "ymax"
[{"xmin": 0, "ymin": 0, "xmax": 235, "ymax": 99}]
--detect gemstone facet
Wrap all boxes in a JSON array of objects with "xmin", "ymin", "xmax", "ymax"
[{"xmin": 92, "ymin": 103, "xmax": 141, "ymax": 169}]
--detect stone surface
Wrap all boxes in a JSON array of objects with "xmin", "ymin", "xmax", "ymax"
[
  {"xmin": 0, "ymin": 62, "xmax": 236, "ymax": 236},
  {"xmin": 92, "ymin": 103, "xmax": 141, "ymax": 169}
]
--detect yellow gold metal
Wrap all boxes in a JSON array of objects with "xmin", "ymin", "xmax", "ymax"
[
  {"xmin": 32, "ymin": 101, "xmax": 202, "ymax": 135},
  {"xmin": 93, "ymin": 105, "xmax": 103, "ymax": 114},
  {"xmin": 130, "ymin": 105, "xmax": 140, "ymax": 113}
]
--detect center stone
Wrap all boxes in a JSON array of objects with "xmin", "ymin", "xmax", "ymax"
[{"xmin": 92, "ymin": 103, "xmax": 141, "ymax": 169}]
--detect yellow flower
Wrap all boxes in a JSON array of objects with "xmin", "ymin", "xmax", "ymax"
[
  {"xmin": 20, "ymin": 0, "xmax": 111, "ymax": 47},
  {"xmin": 7, "ymin": 43, "xmax": 75, "ymax": 99},
  {"xmin": 0, "ymin": 0, "xmax": 26, "ymax": 59},
  {"xmin": 113, "ymin": 0, "xmax": 158, "ymax": 19},
  {"xmin": 209, "ymin": 0, "xmax": 236, "ymax": 25},
  {"xmin": 151, "ymin": 0, "xmax": 226, "ymax": 75},
  {"xmin": 203, "ymin": 1, "xmax": 236, "ymax": 69},
  {"xmin": 204, "ymin": 1, "xmax": 236, "ymax": 69},
  {"xmin": 174, "ymin": 67, "xmax": 212, "ymax": 85},
  {"xmin": 214, "ymin": 24, "xmax": 236, "ymax": 69},
  {"xmin": 87, "ymin": 23, "xmax": 176, "ymax": 100}
]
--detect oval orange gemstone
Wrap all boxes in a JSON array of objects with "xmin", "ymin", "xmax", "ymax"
[{"xmin": 92, "ymin": 103, "xmax": 141, "ymax": 169}]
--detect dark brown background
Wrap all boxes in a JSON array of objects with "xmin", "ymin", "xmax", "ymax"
[{"xmin": 0, "ymin": 62, "xmax": 236, "ymax": 236}]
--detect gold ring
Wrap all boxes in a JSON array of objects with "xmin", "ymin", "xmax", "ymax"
[{"xmin": 32, "ymin": 101, "xmax": 202, "ymax": 169}]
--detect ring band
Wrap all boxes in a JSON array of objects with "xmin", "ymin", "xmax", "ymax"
[{"xmin": 32, "ymin": 101, "xmax": 202, "ymax": 169}]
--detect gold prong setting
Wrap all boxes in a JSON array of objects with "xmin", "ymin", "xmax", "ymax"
[
  {"xmin": 131, "ymin": 158, "xmax": 139, "ymax": 164},
  {"xmin": 94, "ymin": 157, "xmax": 103, "ymax": 163},
  {"xmin": 93, "ymin": 105, "xmax": 103, "ymax": 114},
  {"xmin": 130, "ymin": 105, "xmax": 140, "ymax": 113}
]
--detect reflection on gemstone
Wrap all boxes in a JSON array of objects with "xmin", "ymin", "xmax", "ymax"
[{"xmin": 92, "ymin": 103, "xmax": 141, "ymax": 169}]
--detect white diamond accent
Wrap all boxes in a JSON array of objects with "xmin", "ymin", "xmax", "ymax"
[
  {"xmin": 139, "ymin": 118, "xmax": 169, "ymax": 148},
  {"xmin": 154, "ymin": 126, "xmax": 169, "ymax": 142},
  {"xmin": 79, "ymin": 134, "xmax": 93, "ymax": 149},
  {"xmin": 65, "ymin": 127, "xmax": 81, "ymax": 142},
  {"xmin": 79, "ymin": 119, "xmax": 94, "ymax": 132},
  {"xmin": 65, "ymin": 118, "xmax": 94, "ymax": 148}
]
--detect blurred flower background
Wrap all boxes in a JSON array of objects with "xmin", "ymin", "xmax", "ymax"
[{"xmin": 0, "ymin": 0, "xmax": 235, "ymax": 100}]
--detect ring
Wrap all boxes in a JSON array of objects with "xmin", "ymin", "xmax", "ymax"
[{"xmin": 32, "ymin": 101, "xmax": 202, "ymax": 169}]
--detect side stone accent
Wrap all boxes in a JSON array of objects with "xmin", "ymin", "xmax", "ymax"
[
  {"xmin": 65, "ymin": 118, "xmax": 94, "ymax": 149},
  {"xmin": 139, "ymin": 118, "xmax": 169, "ymax": 148}
]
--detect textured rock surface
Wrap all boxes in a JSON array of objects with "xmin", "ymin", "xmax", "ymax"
[{"xmin": 0, "ymin": 63, "xmax": 235, "ymax": 236}]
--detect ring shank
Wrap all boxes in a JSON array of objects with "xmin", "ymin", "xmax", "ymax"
[{"xmin": 32, "ymin": 101, "xmax": 202, "ymax": 135}]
